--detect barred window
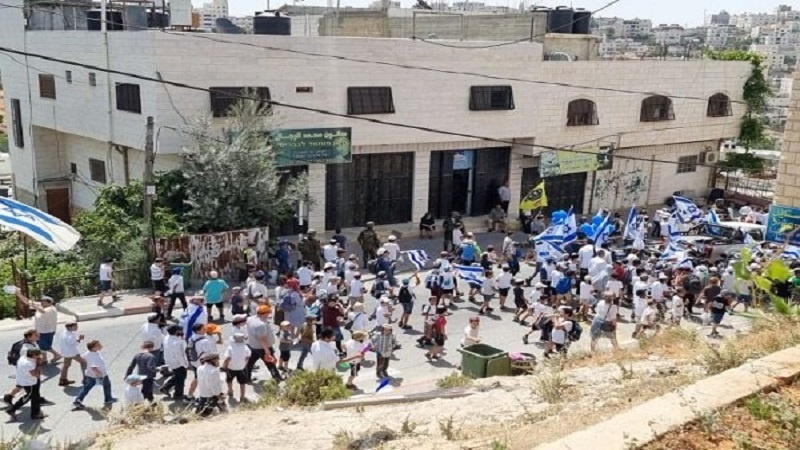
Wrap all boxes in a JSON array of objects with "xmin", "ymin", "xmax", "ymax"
[
  {"xmin": 640, "ymin": 95, "xmax": 675, "ymax": 122},
  {"xmin": 347, "ymin": 87, "xmax": 395, "ymax": 115},
  {"xmin": 677, "ymin": 155, "xmax": 698, "ymax": 173},
  {"xmin": 567, "ymin": 99, "xmax": 599, "ymax": 126},
  {"xmin": 469, "ymin": 85, "xmax": 514, "ymax": 111},
  {"xmin": 707, "ymin": 93, "xmax": 732, "ymax": 117}
]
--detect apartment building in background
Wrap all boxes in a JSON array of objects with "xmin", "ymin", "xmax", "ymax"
[
  {"xmin": 0, "ymin": 0, "xmax": 749, "ymax": 231},
  {"xmin": 197, "ymin": 0, "xmax": 228, "ymax": 31},
  {"xmin": 653, "ymin": 24, "xmax": 685, "ymax": 45}
]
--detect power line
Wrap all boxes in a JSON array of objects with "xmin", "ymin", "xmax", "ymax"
[
  {"xmin": 0, "ymin": 44, "xmax": 752, "ymax": 171},
  {"xmin": 0, "ymin": 0, "xmax": 747, "ymax": 106}
]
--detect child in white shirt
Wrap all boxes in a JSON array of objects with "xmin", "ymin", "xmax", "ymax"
[{"xmin": 124, "ymin": 374, "xmax": 146, "ymax": 406}]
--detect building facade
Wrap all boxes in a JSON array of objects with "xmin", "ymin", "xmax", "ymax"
[
  {"xmin": 198, "ymin": 0, "xmax": 228, "ymax": 31},
  {"xmin": 653, "ymin": 24, "xmax": 684, "ymax": 45},
  {"xmin": 0, "ymin": 0, "xmax": 749, "ymax": 231}
]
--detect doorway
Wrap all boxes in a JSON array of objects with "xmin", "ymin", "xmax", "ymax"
[
  {"xmin": 452, "ymin": 169, "xmax": 471, "ymax": 215},
  {"xmin": 45, "ymin": 188, "xmax": 71, "ymax": 224}
]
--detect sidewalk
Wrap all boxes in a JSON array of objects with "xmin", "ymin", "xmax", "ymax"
[{"xmin": 55, "ymin": 289, "xmax": 154, "ymax": 322}]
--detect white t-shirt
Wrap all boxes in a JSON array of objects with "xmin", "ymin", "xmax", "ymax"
[
  {"xmin": 344, "ymin": 339, "xmax": 364, "ymax": 364},
  {"xmin": 578, "ymin": 245, "xmax": 594, "ymax": 269},
  {"xmin": 671, "ymin": 295, "xmax": 684, "ymax": 318},
  {"xmin": 150, "ymin": 263, "xmax": 164, "ymax": 281},
  {"xmin": 349, "ymin": 279, "xmax": 365, "ymax": 298},
  {"xmin": 421, "ymin": 303, "xmax": 436, "ymax": 324},
  {"xmin": 606, "ymin": 279, "xmax": 623, "ymax": 297},
  {"xmin": 85, "ymin": 351, "xmax": 108, "ymax": 378},
  {"xmin": 650, "ymin": 281, "xmax": 666, "ymax": 301},
  {"xmin": 440, "ymin": 272, "xmax": 456, "ymax": 290},
  {"xmin": 59, "ymin": 330, "xmax": 81, "ymax": 358},
  {"xmin": 384, "ymin": 242, "xmax": 400, "ymax": 261},
  {"xmin": 375, "ymin": 305, "xmax": 391, "ymax": 326},
  {"xmin": 481, "ymin": 278, "xmax": 495, "ymax": 296},
  {"xmin": 34, "ymin": 307, "xmax": 58, "ymax": 334},
  {"xmin": 168, "ymin": 275, "xmax": 185, "ymax": 294},
  {"xmin": 311, "ymin": 340, "xmax": 339, "ymax": 371},
  {"xmin": 633, "ymin": 296, "xmax": 648, "ymax": 319},
  {"xmin": 323, "ymin": 244, "xmax": 338, "ymax": 263},
  {"xmin": 640, "ymin": 306, "xmax": 657, "ymax": 325},
  {"xmin": 348, "ymin": 312, "xmax": 370, "ymax": 332},
  {"xmin": 551, "ymin": 319, "xmax": 573, "ymax": 345},
  {"xmin": 550, "ymin": 270, "xmax": 564, "ymax": 290},
  {"xmin": 496, "ymin": 272, "xmax": 513, "ymax": 289},
  {"xmin": 139, "ymin": 323, "xmax": 164, "ymax": 350},
  {"xmin": 594, "ymin": 300, "xmax": 618, "ymax": 322},
  {"xmin": 99, "ymin": 263, "xmax": 113, "ymax": 282},
  {"xmin": 461, "ymin": 325, "xmax": 480, "ymax": 347},
  {"xmin": 15, "ymin": 356, "xmax": 38, "ymax": 387},
  {"xmin": 297, "ymin": 267, "xmax": 313, "ymax": 286},
  {"xmin": 721, "ymin": 272, "xmax": 735, "ymax": 290},
  {"xmin": 528, "ymin": 289, "xmax": 542, "ymax": 306},
  {"xmin": 588, "ymin": 257, "xmax": 607, "ymax": 278},
  {"xmin": 125, "ymin": 385, "xmax": 145, "ymax": 405},
  {"xmin": 633, "ymin": 280, "xmax": 650, "ymax": 297},
  {"xmin": 223, "ymin": 342, "xmax": 251, "ymax": 371},
  {"xmin": 196, "ymin": 364, "xmax": 222, "ymax": 398}
]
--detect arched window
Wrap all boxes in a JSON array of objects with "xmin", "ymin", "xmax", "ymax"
[
  {"xmin": 566, "ymin": 99, "xmax": 599, "ymax": 126},
  {"xmin": 640, "ymin": 95, "xmax": 675, "ymax": 122},
  {"xmin": 707, "ymin": 93, "xmax": 732, "ymax": 117}
]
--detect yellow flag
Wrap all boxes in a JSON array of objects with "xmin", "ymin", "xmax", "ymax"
[{"xmin": 519, "ymin": 181, "xmax": 547, "ymax": 211}]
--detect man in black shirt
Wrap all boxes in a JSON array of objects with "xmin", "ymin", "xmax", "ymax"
[{"xmin": 707, "ymin": 290, "xmax": 734, "ymax": 339}]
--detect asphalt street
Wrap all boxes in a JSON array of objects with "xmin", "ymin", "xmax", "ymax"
[{"xmin": 0, "ymin": 233, "xmax": 751, "ymax": 443}]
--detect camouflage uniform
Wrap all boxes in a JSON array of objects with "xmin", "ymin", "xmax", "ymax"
[{"xmin": 357, "ymin": 222, "xmax": 381, "ymax": 262}]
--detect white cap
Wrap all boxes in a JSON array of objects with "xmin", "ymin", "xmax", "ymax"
[
  {"xmin": 388, "ymin": 235, "xmax": 397, "ymax": 241},
  {"xmin": 535, "ymin": 282, "xmax": 546, "ymax": 288},
  {"xmin": 377, "ymin": 247, "xmax": 387, "ymax": 255},
  {"xmin": 324, "ymin": 262, "xmax": 335, "ymax": 270}
]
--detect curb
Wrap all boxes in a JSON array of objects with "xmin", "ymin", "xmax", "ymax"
[
  {"xmin": 56, "ymin": 304, "xmax": 153, "ymax": 323},
  {"xmin": 535, "ymin": 345, "xmax": 800, "ymax": 450}
]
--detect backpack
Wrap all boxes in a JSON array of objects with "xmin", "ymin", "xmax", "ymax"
[
  {"xmin": 280, "ymin": 291, "xmax": 296, "ymax": 313},
  {"xmin": 398, "ymin": 286, "xmax": 413, "ymax": 304},
  {"xmin": 371, "ymin": 280, "xmax": 387, "ymax": 297},
  {"xmin": 7, "ymin": 340, "xmax": 24, "ymax": 366},
  {"xmin": 186, "ymin": 335, "xmax": 207, "ymax": 363},
  {"xmin": 425, "ymin": 272, "xmax": 441, "ymax": 290},
  {"xmin": 555, "ymin": 277, "xmax": 572, "ymax": 295},
  {"xmin": 568, "ymin": 320, "xmax": 583, "ymax": 342},
  {"xmin": 685, "ymin": 275, "xmax": 703, "ymax": 295},
  {"xmin": 367, "ymin": 259, "xmax": 379, "ymax": 275}
]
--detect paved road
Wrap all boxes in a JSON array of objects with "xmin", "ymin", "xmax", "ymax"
[{"xmin": 0, "ymin": 239, "xmax": 750, "ymax": 443}]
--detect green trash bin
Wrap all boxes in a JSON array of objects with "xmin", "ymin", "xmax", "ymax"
[
  {"xmin": 457, "ymin": 343, "xmax": 512, "ymax": 379},
  {"xmin": 170, "ymin": 263, "xmax": 193, "ymax": 289}
]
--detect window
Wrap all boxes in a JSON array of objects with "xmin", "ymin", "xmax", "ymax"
[
  {"xmin": 88, "ymin": 73, "xmax": 96, "ymax": 86},
  {"xmin": 10, "ymin": 99, "xmax": 23, "ymax": 148},
  {"xmin": 640, "ymin": 95, "xmax": 675, "ymax": 122},
  {"xmin": 115, "ymin": 83, "xmax": 141, "ymax": 114},
  {"xmin": 65, "ymin": 71, "xmax": 72, "ymax": 84},
  {"xmin": 567, "ymin": 99, "xmax": 599, "ymax": 126},
  {"xmin": 707, "ymin": 93, "xmax": 732, "ymax": 117},
  {"xmin": 209, "ymin": 87, "xmax": 271, "ymax": 117},
  {"xmin": 89, "ymin": 158, "xmax": 107, "ymax": 183},
  {"xmin": 677, "ymin": 155, "xmax": 698, "ymax": 173},
  {"xmin": 347, "ymin": 87, "xmax": 395, "ymax": 115},
  {"xmin": 38, "ymin": 74, "xmax": 56, "ymax": 99},
  {"xmin": 469, "ymin": 85, "xmax": 515, "ymax": 111},
  {"xmin": 70, "ymin": 163, "xmax": 77, "ymax": 174}
]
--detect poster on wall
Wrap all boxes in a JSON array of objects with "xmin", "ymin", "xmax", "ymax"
[
  {"xmin": 766, "ymin": 204, "xmax": 800, "ymax": 245},
  {"xmin": 542, "ymin": 146, "xmax": 612, "ymax": 177},
  {"xmin": 272, "ymin": 128, "xmax": 352, "ymax": 166}
]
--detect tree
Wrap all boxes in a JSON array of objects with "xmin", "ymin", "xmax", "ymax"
[{"xmin": 181, "ymin": 93, "xmax": 309, "ymax": 233}]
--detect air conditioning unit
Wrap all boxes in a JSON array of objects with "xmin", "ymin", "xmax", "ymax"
[{"xmin": 698, "ymin": 151, "xmax": 719, "ymax": 164}]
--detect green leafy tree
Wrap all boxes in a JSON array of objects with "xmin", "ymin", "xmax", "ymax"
[
  {"xmin": 181, "ymin": 93, "xmax": 309, "ymax": 233},
  {"xmin": 719, "ymin": 152, "xmax": 766, "ymax": 172}
]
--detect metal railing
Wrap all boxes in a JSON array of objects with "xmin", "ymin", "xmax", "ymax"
[
  {"xmin": 716, "ymin": 173, "xmax": 776, "ymax": 201},
  {"xmin": 24, "ymin": 268, "xmax": 145, "ymax": 302}
]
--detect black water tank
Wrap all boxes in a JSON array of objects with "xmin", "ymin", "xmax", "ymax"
[
  {"xmin": 253, "ymin": 14, "xmax": 290, "ymax": 35},
  {"xmin": 148, "ymin": 12, "xmax": 169, "ymax": 28},
  {"xmin": 87, "ymin": 10, "xmax": 124, "ymax": 31},
  {"xmin": 548, "ymin": 6, "xmax": 573, "ymax": 34},
  {"xmin": 572, "ymin": 8, "xmax": 591, "ymax": 34}
]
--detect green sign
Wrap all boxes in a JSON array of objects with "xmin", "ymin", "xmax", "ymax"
[
  {"xmin": 540, "ymin": 146, "xmax": 613, "ymax": 177},
  {"xmin": 272, "ymin": 128, "xmax": 352, "ymax": 166}
]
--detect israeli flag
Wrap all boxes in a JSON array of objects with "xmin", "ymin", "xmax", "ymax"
[
  {"xmin": 782, "ymin": 246, "xmax": 800, "ymax": 260},
  {"xmin": 454, "ymin": 264, "xmax": 484, "ymax": 288},
  {"xmin": 677, "ymin": 257, "xmax": 694, "ymax": 270},
  {"xmin": 0, "ymin": 198, "xmax": 81, "ymax": 252},
  {"xmin": 591, "ymin": 214, "xmax": 613, "ymax": 248},
  {"xmin": 563, "ymin": 207, "xmax": 578, "ymax": 245},
  {"xmin": 667, "ymin": 212, "xmax": 683, "ymax": 242},
  {"xmin": 624, "ymin": 205, "xmax": 638, "ymax": 239},
  {"xmin": 532, "ymin": 224, "xmax": 565, "ymax": 245},
  {"xmin": 404, "ymin": 250, "xmax": 430, "ymax": 270},
  {"xmin": 660, "ymin": 241, "xmax": 684, "ymax": 259},
  {"xmin": 706, "ymin": 209, "xmax": 720, "ymax": 225},
  {"xmin": 673, "ymin": 196, "xmax": 703, "ymax": 223},
  {"xmin": 537, "ymin": 240, "xmax": 566, "ymax": 260}
]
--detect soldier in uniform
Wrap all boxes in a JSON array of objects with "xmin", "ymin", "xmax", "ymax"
[
  {"xmin": 298, "ymin": 230, "xmax": 322, "ymax": 270},
  {"xmin": 357, "ymin": 222, "xmax": 381, "ymax": 262}
]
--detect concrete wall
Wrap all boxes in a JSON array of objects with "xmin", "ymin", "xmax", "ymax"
[{"xmin": 319, "ymin": 11, "xmax": 548, "ymax": 41}]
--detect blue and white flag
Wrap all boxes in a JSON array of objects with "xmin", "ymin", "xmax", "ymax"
[
  {"xmin": 743, "ymin": 232, "xmax": 757, "ymax": 248},
  {"xmin": 532, "ymin": 224, "xmax": 565, "ymax": 245},
  {"xmin": 537, "ymin": 240, "xmax": 566, "ymax": 260},
  {"xmin": 660, "ymin": 241, "xmax": 684, "ymax": 259},
  {"xmin": 454, "ymin": 264, "xmax": 484, "ymax": 288},
  {"xmin": 591, "ymin": 214, "xmax": 614, "ymax": 248},
  {"xmin": 404, "ymin": 250, "xmax": 429, "ymax": 270},
  {"xmin": 563, "ymin": 207, "xmax": 578, "ymax": 245},
  {"xmin": 706, "ymin": 209, "xmax": 720, "ymax": 224},
  {"xmin": 624, "ymin": 205, "xmax": 638, "ymax": 239},
  {"xmin": 0, "ymin": 198, "xmax": 81, "ymax": 252},
  {"xmin": 782, "ymin": 246, "xmax": 800, "ymax": 260},
  {"xmin": 667, "ymin": 212, "xmax": 683, "ymax": 242},
  {"xmin": 673, "ymin": 196, "xmax": 703, "ymax": 223}
]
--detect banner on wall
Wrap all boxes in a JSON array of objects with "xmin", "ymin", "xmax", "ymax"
[
  {"xmin": 540, "ymin": 146, "xmax": 612, "ymax": 177},
  {"xmin": 272, "ymin": 127, "xmax": 352, "ymax": 166}
]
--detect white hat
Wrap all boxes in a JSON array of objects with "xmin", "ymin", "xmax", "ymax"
[
  {"xmin": 380, "ymin": 296, "xmax": 391, "ymax": 303},
  {"xmin": 749, "ymin": 263, "xmax": 761, "ymax": 270},
  {"xmin": 377, "ymin": 248, "xmax": 387, "ymax": 255},
  {"xmin": 210, "ymin": 270, "xmax": 219, "ymax": 278},
  {"xmin": 388, "ymin": 235, "xmax": 397, "ymax": 241},
  {"xmin": 324, "ymin": 262, "xmax": 336, "ymax": 270},
  {"xmin": 535, "ymin": 282, "xmax": 546, "ymax": 288}
]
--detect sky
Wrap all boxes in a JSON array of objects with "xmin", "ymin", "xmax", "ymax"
[{"xmin": 212, "ymin": 0, "xmax": 793, "ymax": 25}]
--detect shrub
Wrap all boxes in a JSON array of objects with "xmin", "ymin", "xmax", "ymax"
[
  {"xmin": 436, "ymin": 372, "xmax": 474, "ymax": 389},
  {"xmin": 256, "ymin": 369, "xmax": 351, "ymax": 407}
]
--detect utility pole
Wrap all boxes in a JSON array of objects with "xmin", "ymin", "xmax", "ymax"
[{"xmin": 143, "ymin": 116, "xmax": 156, "ymax": 259}]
